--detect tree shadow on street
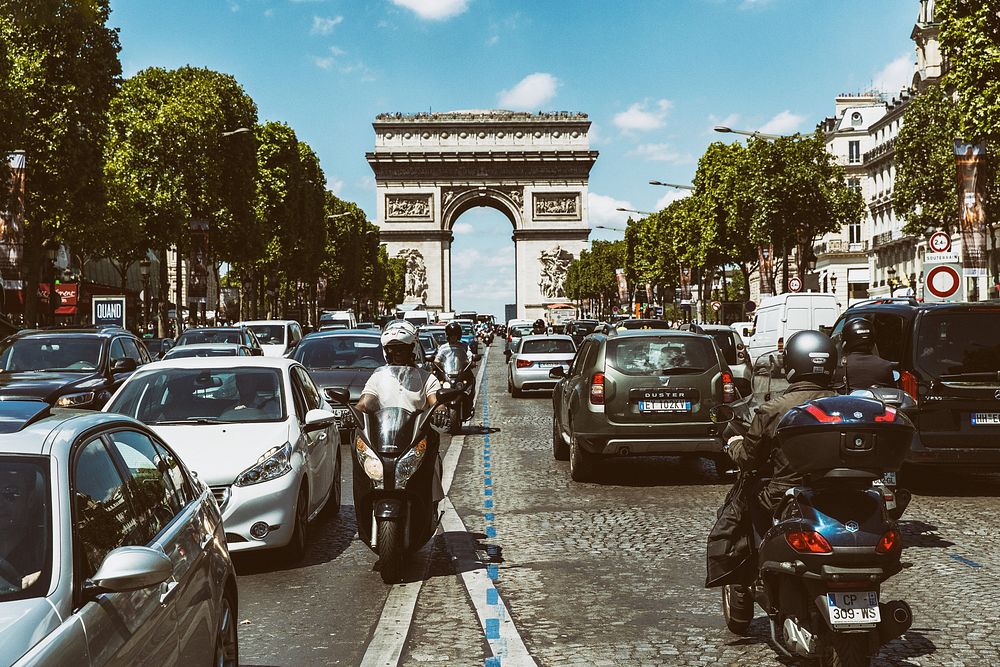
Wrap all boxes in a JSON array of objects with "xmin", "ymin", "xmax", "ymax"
[
  {"xmin": 897, "ymin": 519, "xmax": 955, "ymax": 549},
  {"xmin": 589, "ymin": 455, "xmax": 729, "ymax": 488}
]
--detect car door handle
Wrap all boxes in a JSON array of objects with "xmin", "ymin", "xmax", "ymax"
[{"xmin": 159, "ymin": 580, "xmax": 180, "ymax": 605}]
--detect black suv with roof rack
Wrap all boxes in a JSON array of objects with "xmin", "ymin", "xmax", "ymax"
[
  {"xmin": 830, "ymin": 299, "xmax": 1000, "ymax": 470},
  {"xmin": 0, "ymin": 327, "xmax": 151, "ymax": 409}
]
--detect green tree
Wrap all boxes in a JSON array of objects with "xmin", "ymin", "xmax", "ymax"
[
  {"xmin": 937, "ymin": 0, "xmax": 1000, "ymax": 145},
  {"xmin": 0, "ymin": 0, "xmax": 121, "ymax": 325},
  {"xmin": 379, "ymin": 250, "xmax": 405, "ymax": 313},
  {"xmin": 323, "ymin": 193, "xmax": 382, "ymax": 316},
  {"xmin": 564, "ymin": 240, "xmax": 625, "ymax": 318}
]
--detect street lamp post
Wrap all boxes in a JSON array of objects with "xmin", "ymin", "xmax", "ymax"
[
  {"xmin": 831, "ymin": 274, "xmax": 838, "ymax": 301},
  {"xmin": 713, "ymin": 126, "xmax": 787, "ymax": 141},
  {"xmin": 616, "ymin": 207, "xmax": 654, "ymax": 216},
  {"xmin": 648, "ymin": 180, "xmax": 694, "ymax": 191},
  {"xmin": 140, "ymin": 257, "xmax": 151, "ymax": 334},
  {"xmin": 45, "ymin": 241, "xmax": 59, "ymax": 326},
  {"xmin": 887, "ymin": 266, "xmax": 898, "ymax": 297}
]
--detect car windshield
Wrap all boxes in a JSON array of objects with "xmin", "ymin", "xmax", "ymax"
[
  {"xmin": 292, "ymin": 336, "xmax": 385, "ymax": 369},
  {"xmin": 521, "ymin": 338, "xmax": 575, "ymax": 354},
  {"xmin": 164, "ymin": 347, "xmax": 239, "ymax": 359},
  {"xmin": 511, "ymin": 325, "xmax": 532, "ymax": 337},
  {"xmin": 0, "ymin": 337, "xmax": 102, "ymax": 372},
  {"xmin": 915, "ymin": 311, "xmax": 1000, "ymax": 379},
  {"xmin": 107, "ymin": 367, "xmax": 286, "ymax": 424},
  {"xmin": 418, "ymin": 336, "xmax": 436, "ymax": 353},
  {"xmin": 246, "ymin": 325, "xmax": 285, "ymax": 345},
  {"xmin": 710, "ymin": 332, "xmax": 737, "ymax": 364},
  {"xmin": 609, "ymin": 336, "xmax": 717, "ymax": 375},
  {"xmin": 0, "ymin": 456, "xmax": 51, "ymax": 602},
  {"xmin": 429, "ymin": 331, "xmax": 448, "ymax": 346},
  {"xmin": 176, "ymin": 330, "xmax": 241, "ymax": 346},
  {"xmin": 573, "ymin": 322, "xmax": 598, "ymax": 335},
  {"xmin": 617, "ymin": 320, "xmax": 671, "ymax": 330}
]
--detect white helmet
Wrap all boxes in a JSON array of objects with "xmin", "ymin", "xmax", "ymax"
[{"xmin": 381, "ymin": 320, "xmax": 419, "ymax": 358}]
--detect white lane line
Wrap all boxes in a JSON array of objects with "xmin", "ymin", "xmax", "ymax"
[{"xmin": 360, "ymin": 348, "xmax": 490, "ymax": 667}]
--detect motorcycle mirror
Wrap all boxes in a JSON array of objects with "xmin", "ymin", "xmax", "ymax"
[
  {"xmin": 892, "ymin": 369, "xmax": 901, "ymax": 383},
  {"xmin": 709, "ymin": 405, "xmax": 736, "ymax": 423},
  {"xmin": 324, "ymin": 387, "xmax": 350, "ymax": 405}
]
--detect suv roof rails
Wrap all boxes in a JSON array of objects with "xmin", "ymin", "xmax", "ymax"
[{"xmin": 847, "ymin": 297, "xmax": 919, "ymax": 309}]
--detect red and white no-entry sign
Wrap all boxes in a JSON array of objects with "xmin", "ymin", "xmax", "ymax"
[
  {"xmin": 928, "ymin": 231, "xmax": 952, "ymax": 254},
  {"xmin": 925, "ymin": 264, "xmax": 962, "ymax": 302},
  {"xmin": 788, "ymin": 277, "xmax": 802, "ymax": 293}
]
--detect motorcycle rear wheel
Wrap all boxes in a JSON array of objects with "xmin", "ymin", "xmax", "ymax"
[
  {"xmin": 818, "ymin": 633, "xmax": 872, "ymax": 667},
  {"xmin": 722, "ymin": 584, "xmax": 753, "ymax": 635},
  {"xmin": 377, "ymin": 520, "xmax": 403, "ymax": 584}
]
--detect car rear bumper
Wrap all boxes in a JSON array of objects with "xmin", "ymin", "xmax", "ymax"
[
  {"xmin": 576, "ymin": 432, "xmax": 725, "ymax": 455},
  {"xmin": 511, "ymin": 368, "xmax": 563, "ymax": 390}
]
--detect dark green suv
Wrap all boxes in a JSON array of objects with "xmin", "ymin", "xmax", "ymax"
[{"xmin": 550, "ymin": 329, "xmax": 749, "ymax": 481}]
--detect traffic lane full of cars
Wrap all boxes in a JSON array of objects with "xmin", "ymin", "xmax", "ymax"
[
  {"xmin": 0, "ymin": 404, "xmax": 238, "ymax": 667},
  {"xmin": 103, "ymin": 356, "xmax": 342, "ymax": 558},
  {"xmin": 549, "ymin": 329, "xmax": 751, "ymax": 481},
  {"xmin": 507, "ymin": 334, "xmax": 576, "ymax": 396},
  {"xmin": 174, "ymin": 326, "xmax": 265, "ymax": 356}
]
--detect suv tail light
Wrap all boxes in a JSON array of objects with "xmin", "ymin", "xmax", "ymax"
[
  {"xmin": 515, "ymin": 359, "xmax": 533, "ymax": 369},
  {"xmin": 899, "ymin": 371, "xmax": 918, "ymax": 404},
  {"xmin": 785, "ymin": 530, "xmax": 832, "ymax": 554},
  {"xmin": 722, "ymin": 372, "xmax": 735, "ymax": 403},
  {"xmin": 589, "ymin": 372, "xmax": 605, "ymax": 405}
]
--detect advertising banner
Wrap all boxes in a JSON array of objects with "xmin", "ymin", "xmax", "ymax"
[
  {"xmin": 679, "ymin": 266, "xmax": 692, "ymax": 302},
  {"xmin": 758, "ymin": 244, "xmax": 775, "ymax": 297},
  {"xmin": 1, "ymin": 153, "xmax": 26, "ymax": 311},
  {"xmin": 93, "ymin": 295, "xmax": 126, "ymax": 328},
  {"xmin": 955, "ymin": 141, "xmax": 988, "ymax": 277},
  {"xmin": 614, "ymin": 268, "xmax": 629, "ymax": 304},
  {"xmin": 188, "ymin": 220, "xmax": 210, "ymax": 302}
]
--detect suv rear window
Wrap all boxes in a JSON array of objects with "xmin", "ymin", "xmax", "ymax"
[
  {"xmin": 709, "ymin": 332, "xmax": 736, "ymax": 364},
  {"xmin": 521, "ymin": 339, "xmax": 575, "ymax": 354},
  {"xmin": 608, "ymin": 336, "xmax": 717, "ymax": 375},
  {"xmin": 572, "ymin": 321, "xmax": 598, "ymax": 334},
  {"xmin": 915, "ymin": 310, "xmax": 1000, "ymax": 380}
]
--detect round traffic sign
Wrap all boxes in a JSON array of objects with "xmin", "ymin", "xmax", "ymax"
[
  {"xmin": 788, "ymin": 277, "xmax": 802, "ymax": 293},
  {"xmin": 711, "ymin": 300, "xmax": 722, "ymax": 312},
  {"xmin": 926, "ymin": 264, "xmax": 961, "ymax": 299},
  {"xmin": 929, "ymin": 231, "xmax": 951, "ymax": 253}
]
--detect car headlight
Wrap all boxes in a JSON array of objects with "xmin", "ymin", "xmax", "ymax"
[
  {"xmin": 354, "ymin": 437, "xmax": 384, "ymax": 488},
  {"xmin": 395, "ymin": 437, "xmax": 428, "ymax": 488},
  {"xmin": 55, "ymin": 391, "xmax": 96, "ymax": 408},
  {"xmin": 234, "ymin": 442, "xmax": 293, "ymax": 487}
]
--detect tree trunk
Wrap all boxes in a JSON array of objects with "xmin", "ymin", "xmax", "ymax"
[
  {"xmin": 174, "ymin": 247, "xmax": 183, "ymax": 333},
  {"xmin": 781, "ymin": 241, "xmax": 790, "ymax": 294},
  {"xmin": 158, "ymin": 246, "xmax": 169, "ymax": 337},
  {"xmin": 23, "ymin": 226, "xmax": 42, "ymax": 327}
]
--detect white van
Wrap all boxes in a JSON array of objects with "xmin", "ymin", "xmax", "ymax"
[
  {"xmin": 319, "ymin": 310, "xmax": 356, "ymax": 330},
  {"xmin": 402, "ymin": 310, "xmax": 433, "ymax": 327},
  {"xmin": 747, "ymin": 293, "xmax": 840, "ymax": 363}
]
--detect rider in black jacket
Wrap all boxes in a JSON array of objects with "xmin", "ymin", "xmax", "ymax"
[{"xmin": 835, "ymin": 317, "xmax": 895, "ymax": 392}]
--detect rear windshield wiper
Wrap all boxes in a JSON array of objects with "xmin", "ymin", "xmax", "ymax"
[
  {"xmin": 653, "ymin": 367, "xmax": 706, "ymax": 375},
  {"xmin": 152, "ymin": 417, "xmax": 227, "ymax": 425}
]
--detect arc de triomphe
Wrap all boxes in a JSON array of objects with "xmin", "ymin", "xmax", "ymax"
[{"xmin": 366, "ymin": 111, "xmax": 597, "ymax": 320}]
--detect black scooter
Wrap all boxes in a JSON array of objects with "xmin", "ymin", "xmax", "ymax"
[
  {"xmin": 431, "ymin": 346, "xmax": 478, "ymax": 434},
  {"xmin": 327, "ymin": 386, "xmax": 460, "ymax": 583},
  {"xmin": 713, "ymin": 395, "xmax": 914, "ymax": 666}
]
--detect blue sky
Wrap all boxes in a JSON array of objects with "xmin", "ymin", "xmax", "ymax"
[{"xmin": 111, "ymin": 0, "xmax": 919, "ymax": 319}]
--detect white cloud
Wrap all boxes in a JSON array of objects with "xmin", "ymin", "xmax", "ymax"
[
  {"xmin": 587, "ymin": 192, "xmax": 633, "ymax": 228},
  {"xmin": 228, "ymin": 1, "xmax": 240, "ymax": 12},
  {"xmin": 613, "ymin": 99, "xmax": 673, "ymax": 132},
  {"xmin": 873, "ymin": 53, "xmax": 914, "ymax": 94},
  {"xmin": 485, "ymin": 34, "xmax": 500, "ymax": 46},
  {"xmin": 310, "ymin": 15, "xmax": 343, "ymax": 35},
  {"xmin": 264, "ymin": 8, "xmax": 275, "ymax": 17},
  {"xmin": 311, "ymin": 55, "xmax": 334, "ymax": 69},
  {"xmin": 453, "ymin": 222, "xmax": 473, "ymax": 234},
  {"xmin": 655, "ymin": 189, "xmax": 690, "ymax": 211},
  {"xmin": 629, "ymin": 143, "xmax": 694, "ymax": 164},
  {"xmin": 326, "ymin": 176, "xmax": 344, "ymax": 195},
  {"xmin": 391, "ymin": 0, "xmax": 469, "ymax": 20},
  {"xmin": 452, "ymin": 246, "xmax": 514, "ymax": 271},
  {"xmin": 758, "ymin": 110, "xmax": 805, "ymax": 135},
  {"xmin": 497, "ymin": 73, "xmax": 559, "ymax": 110},
  {"xmin": 708, "ymin": 112, "xmax": 741, "ymax": 135}
]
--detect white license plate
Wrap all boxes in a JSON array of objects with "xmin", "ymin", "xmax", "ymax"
[
  {"xmin": 331, "ymin": 408, "xmax": 349, "ymax": 417},
  {"xmin": 872, "ymin": 472, "xmax": 897, "ymax": 487},
  {"xmin": 536, "ymin": 362, "xmax": 559, "ymax": 368},
  {"xmin": 638, "ymin": 400, "xmax": 690, "ymax": 412},
  {"xmin": 827, "ymin": 591, "xmax": 881, "ymax": 626},
  {"xmin": 972, "ymin": 412, "xmax": 1000, "ymax": 425}
]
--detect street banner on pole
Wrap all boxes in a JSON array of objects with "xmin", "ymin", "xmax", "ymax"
[
  {"xmin": 758, "ymin": 244, "xmax": 774, "ymax": 297},
  {"xmin": 614, "ymin": 268, "xmax": 628, "ymax": 305},
  {"xmin": 679, "ymin": 266, "xmax": 692, "ymax": 302},
  {"xmin": 955, "ymin": 141, "xmax": 988, "ymax": 277},
  {"xmin": 188, "ymin": 220, "xmax": 210, "ymax": 321}
]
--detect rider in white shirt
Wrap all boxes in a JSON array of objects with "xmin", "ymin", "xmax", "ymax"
[{"xmin": 357, "ymin": 320, "xmax": 441, "ymax": 413}]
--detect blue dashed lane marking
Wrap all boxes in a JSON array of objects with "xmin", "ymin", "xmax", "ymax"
[
  {"xmin": 481, "ymin": 360, "xmax": 507, "ymax": 666},
  {"xmin": 949, "ymin": 553, "xmax": 983, "ymax": 568},
  {"xmin": 484, "ymin": 500, "xmax": 493, "ymax": 509},
  {"xmin": 486, "ymin": 526, "xmax": 497, "ymax": 538},
  {"xmin": 485, "ymin": 618, "xmax": 501, "ymax": 639},
  {"xmin": 487, "ymin": 588, "xmax": 498, "ymax": 605},
  {"xmin": 485, "ymin": 513, "xmax": 494, "ymax": 521},
  {"xmin": 485, "ymin": 657, "xmax": 501, "ymax": 667}
]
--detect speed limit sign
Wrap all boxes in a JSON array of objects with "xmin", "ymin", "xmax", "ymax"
[
  {"xmin": 788, "ymin": 277, "xmax": 802, "ymax": 293},
  {"xmin": 929, "ymin": 231, "xmax": 951, "ymax": 254}
]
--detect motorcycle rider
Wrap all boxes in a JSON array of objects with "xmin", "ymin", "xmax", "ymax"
[
  {"xmin": 836, "ymin": 317, "xmax": 895, "ymax": 392},
  {"xmin": 357, "ymin": 320, "xmax": 441, "ymax": 414},
  {"xmin": 434, "ymin": 321, "xmax": 475, "ymax": 416},
  {"xmin": 532, "ymin": 318, "xmax": 547, "ymax": 335}
]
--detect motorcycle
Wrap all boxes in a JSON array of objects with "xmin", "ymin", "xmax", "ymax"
[
  {"xmin": 432, "ymin": 345, "xmax": 478, "ymax": 434},
  {"xmin": 327, "ymin": 381, "xmax": 460, "ymax": 584},
  {"xmin": 710, "ymin": 350, "xmax": 915, "ymax": 666}
]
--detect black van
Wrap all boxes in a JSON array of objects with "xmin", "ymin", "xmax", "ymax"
[{"xmin": 831, "ymin": 299, "xmax": 1000, "ymax": 470}]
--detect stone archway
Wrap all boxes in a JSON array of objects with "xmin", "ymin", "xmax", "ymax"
[{"xmin": 366, "ymin": 111, "xmax": 597, "ymax": 319}]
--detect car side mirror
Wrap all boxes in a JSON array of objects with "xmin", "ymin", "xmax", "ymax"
[
  {"xmin": 548, "ymin": 366, "xmax": 566, "ymax": 379},
  {"xmin": 250, "ymin": 348, "xmax": 264, "ymax": 356},
  {"xmin": 324, "ymin": 387, "xmax": 351, "ymax": 405},
  {"xmin": 86, "ymin": 546, "xmax": 172, "ymax": 595},
  {"xmin": 892, "ymin": 369, "xmax": 901, "ymax": 383},
  {"xmin": 304, "ymin": 408, "xmax": 336, "ymax": 432},
  {"xmin": 710, "ymin": 405, "xmax": 736, "ymax": 423},
  {"xmin": 111, "ymin": 357, "xmax": 138, "ymax": 373}
]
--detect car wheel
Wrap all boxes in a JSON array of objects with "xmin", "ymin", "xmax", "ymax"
[
  {"xmin": 507, "ymin": 375, "xmax": 513, "ymax": 394},
  {"xmin": 569, "ymin": 432, "xmax": 595, "ymax": 482},
  {"xmin": 213, "ymin": 592, "xmax": 239, "ymax": 667},
  {"xmin": 282, "ymin": 485, "xmax": 309, "ymax": 562},
  {"xmin": 552, "ymin": 416, "xmax": 569, "ymax": 461}
]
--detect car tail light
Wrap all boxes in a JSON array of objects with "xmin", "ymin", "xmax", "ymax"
[
  {"xmin": 785, "ymin": 530, "xmax": 832, "ymax": 554},
  {"xmin": 804, "ymin": 403, "xmax": 843, "ymax": 423},
  {"xmin": 899, "ymin": 371, "xmax": 918, "ymax": 404},
  {"xmin": 515, "ymin": 359, "xmax": 532, "ymax": 368},
  {"xmin": 722, "ymin": 372, "xmax": 735, "ymax": 403},
  {"xmin": 589, "ymin": 372, "xmax": 605, "ymax": 405},
  {"xmin": 777, "ymin": 336, "xmax": 784, "ymax": 351},
  {"xmin": 876, "ymin": 528, "xmax": 900, "ymax": 554}
]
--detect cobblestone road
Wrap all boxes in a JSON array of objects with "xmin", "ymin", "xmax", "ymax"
[{"xmin": 237, "ymin": 344, "xmax": 1000, "ymax": 666}]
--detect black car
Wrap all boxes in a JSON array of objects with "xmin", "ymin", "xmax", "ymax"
[
  {"xmin": 175, "ymin": 326, "xmax": 263, "ymax": 355},
  {"xmin": 141, "ymin": 337, "xmax": 175, "ymax": 360},
  {"xmin": 830, "ymin": 299, "xmax": 1000, "ymax": 470},
  {"xmin": 0, "ymin": 327, "xmax": 151, "ymax": 409},
  {"xmin": 565, "ymin": 319, "xmax": 599, "ymax": 347}
]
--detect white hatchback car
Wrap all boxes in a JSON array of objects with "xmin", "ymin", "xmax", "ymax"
[{"xmin": 104, "ymin": 357, "xmax": 341, "ymax": 559}]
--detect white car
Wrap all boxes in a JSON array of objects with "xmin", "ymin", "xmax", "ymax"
[
  {"xmin": 236, "ymin": 320, "xmax": 304, "ymax": 357},
  {"xmin": 507, "ymin": 334, "xmax": 576, "ymax": 397},
  {"xmin": 162, "ymin": 342, "xmax": 252, "ymax": 359},
  {"xmin": 104, "ymin": 357, "xmax": 341, "ymax": 559}
]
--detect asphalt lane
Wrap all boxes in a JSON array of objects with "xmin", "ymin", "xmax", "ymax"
[{"xmin": 235, "ymin": 344, "xmax": 1000, "ymax": 666}]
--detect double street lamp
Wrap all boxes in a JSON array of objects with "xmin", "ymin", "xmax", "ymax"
[
  {"xmin": 615, "ymin": 207, "xmax": 653, "ymax": 216},
  {"xmin": 713, "ymin": 125, "xmax": 787, "ymax": 141},
  {"xmin": 648, "ymin": 180, "xmax": 694, "ymax": 191}
]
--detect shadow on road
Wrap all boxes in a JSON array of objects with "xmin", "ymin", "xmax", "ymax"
[
  {"xmin": 903, "ymin": 468, "xmax": 1000, "ymax": 497},
  {"xmin": 587, "ymin": 455, "xmax": 728, "ymax": 488},
  {"xmin": 897, "ymin": 519, "xmax": 955, "ymax": 549},
  {"xmin": 233, "ymin": 510, "xmax": 358, "ymax": 575}
]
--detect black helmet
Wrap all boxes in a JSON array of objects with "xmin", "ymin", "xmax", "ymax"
[
  {"xmin": 784, "ymin": 330, "xmax": 837, "ymax": 385},
  {"xmin": 445, "ymin": 321, "xmax": 462, "ymax": 339},
  {"xmin": 532, "ymin": 318, "xmax": 546, "ymax": 334},
  {"xmin": 843, "ymin": 317, "xmax": 874, "ymax": 352}
]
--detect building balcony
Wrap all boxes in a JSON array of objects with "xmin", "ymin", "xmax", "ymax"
[{"xmin": 815, "ymin": 238, "xmax": 868, "ymax": 256}]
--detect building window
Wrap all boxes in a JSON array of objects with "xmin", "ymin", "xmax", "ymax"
[
  {"xmin": 851, "ymin": 112, "xmax": 863, "ymax": 127},
  {"xmin": 849, "ymin": 221, "xmax": 862, "ymax": 244},
  {"xmin": 848, "ymin": 140, "xmax": 861, "ymax": 164},
  {"xmin": 847, "ymin": 178, "xmax": 861, "ymax": 193}
]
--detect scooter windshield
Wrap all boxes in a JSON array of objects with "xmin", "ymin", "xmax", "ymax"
[
  {"xmin": 369, "ymin": 407, "xmax": 417, "ymax": 453},
  {"xmin": 751, "ymin": 349, "xmax": 788, "ymax": 405},
  {"xmin": 434, "ymin": 345, "xmax": 469, "ymax": 376}
]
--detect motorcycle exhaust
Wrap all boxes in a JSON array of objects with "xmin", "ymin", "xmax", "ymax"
[{"xmin": 878, "ymin": 600, "xmax": 912, "ymax": 645}]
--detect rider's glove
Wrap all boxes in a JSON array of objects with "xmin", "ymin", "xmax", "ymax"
[{"xmin": 725, "ymin": 435, "xmax": 744, "ymax": 454}]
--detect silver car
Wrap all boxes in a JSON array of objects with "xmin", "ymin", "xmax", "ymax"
[
  {"xmin": 0, "ymin": 401, "xmax": 238, "ymax": 666},
  {"xmin": 507, "ymin": 334, "xmax": 577, "ymax": 397}
]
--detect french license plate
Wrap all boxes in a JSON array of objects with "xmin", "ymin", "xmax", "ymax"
[
  {"xmin": 827, "ymin": 591, "xmax": 881, "ymax": 626},
  {"xmin": 638, "ymin": 400, "xmax": 690, "ymax": 412},
  {"xmin": 536, "ymin": 362, "xmax": 558, "ymax": 368},
  {"xmin": 972, "ymin": 412, "xmax": 1000, "ymax": 425},
  {"xmin": 873, "ymin": 472, "xmax": 897, "ymax": 487}
]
